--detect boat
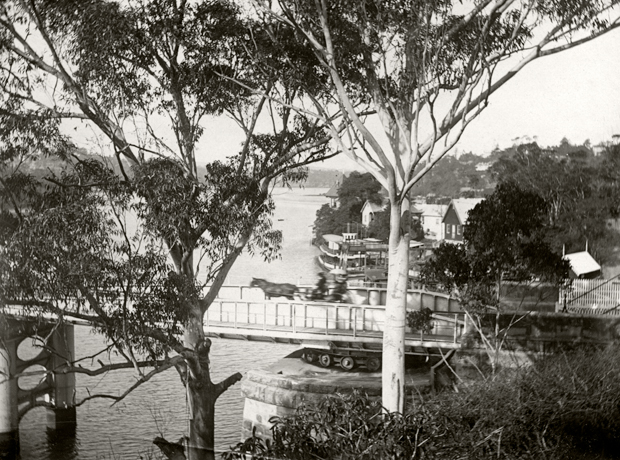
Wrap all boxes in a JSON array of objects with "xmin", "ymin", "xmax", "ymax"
[
  {"xmin": 317, "ymin": 233, "xmax": 389, "ymax": 279},
  {"xmin": 317, "ymin": 233, "xmax": 433, "ymax": 283}
]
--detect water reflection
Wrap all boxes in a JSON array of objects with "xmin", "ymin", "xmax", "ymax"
[{"xmin": 46, "ymin": 425, "xmax": 78, "ymax": 460}]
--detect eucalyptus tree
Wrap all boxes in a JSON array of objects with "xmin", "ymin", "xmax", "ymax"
[
  {"xmin": 0, "ymin": 1, "xmax": 336, "ymax": 458},
  {"xmin": 252, "ymin": 0, "xmax": 620, "ymax": 412}
]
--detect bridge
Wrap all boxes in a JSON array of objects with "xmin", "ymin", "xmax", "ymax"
[
  {"xmin": 5, "ymin": 282, "xmax": 618, "ymax": 456},
  {"xmin": 0, "ymin": 317, "xmax": 76, "ymax": 455},
  {"xmin": 206, "ymin": 298, "xmax": 464, "ymax": 347},
  {"xmin": 208, "ymin": 286, "xmax": 465, "ymax": 343},
  {"xmin": 209, "ymin": 286, "xmax": 463, "ymax": 337},
  {"xmin": 0, "ymin": 284, "xmax": 463, "ymax": 455},
  {"xmin": 206, "ymin": 285, "xmax": 466, "ymax": 371}
]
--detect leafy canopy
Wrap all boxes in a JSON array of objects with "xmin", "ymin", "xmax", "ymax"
[
  {"xmin": 491, "ymin": 142, "xmax": 620, "ymax": 264},
  {"xmin": 0, "ymin": 1, "xmax": 340, "ymax": 433}
]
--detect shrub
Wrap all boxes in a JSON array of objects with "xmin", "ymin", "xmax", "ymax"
[
  {"xmin": 268, "ymin": 391, "xmax": 432, "ymax": 459},
  {"xmin": 225, "ymin": 345, "xmax": 620, "ymax": 460},
  {"xmin": 406, "ymin": 307, "xmax": 433, "ymax": 334},
  {"xmin": 432, "ymin": 344, "xmax": 620, "ymax": 459}
]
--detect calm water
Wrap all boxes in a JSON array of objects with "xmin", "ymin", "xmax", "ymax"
[{"xmin": 18, "ymin": 187, "xmax": 327, "ymax": 459}]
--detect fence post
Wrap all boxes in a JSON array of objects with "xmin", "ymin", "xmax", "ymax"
[
  {"xmin": 453, "ymin": 314, "xmax": 458, "ymax": 343},
  {"xmin": 304, "ymin": 304, "xmax": 307, "ymax": 329}
]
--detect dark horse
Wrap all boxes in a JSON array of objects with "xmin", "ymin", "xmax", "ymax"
[{"xmin": 250, "ymin": 278, "xmax": 298, "ymax": 300}]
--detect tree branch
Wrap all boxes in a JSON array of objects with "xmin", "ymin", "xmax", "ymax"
[
  {"xmin": 73, "ymin": 357, "xmax": 183, "ymax": 407},
  {"xmin": 215, "ymin": 372, "xmax": 243, "ymax": 398}
]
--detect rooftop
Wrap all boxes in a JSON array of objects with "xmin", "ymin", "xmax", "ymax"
[
  {"xmin": 449, "ymin": 198, "xmax": 484, "ymax": 223},
  {"xmin": 564, "ymin": 251, "xmax": 601, "ymax": 277}
]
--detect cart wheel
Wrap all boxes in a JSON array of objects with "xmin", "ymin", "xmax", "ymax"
[
  {"xmin": 304, "ymin": 351, "xmax": 317, "ymax": 363},
  {"xmin": 366, "ymin": 356, "xmax": 381, "ymax": 372},
  {"xmin": 340, "ymin": 356, "xmax": 355, "ymax": 371},
  {"xmin": 319, "ymin": 354, "xmax": 332, "ymax": 368}
]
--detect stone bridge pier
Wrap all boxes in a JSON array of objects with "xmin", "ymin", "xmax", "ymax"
[{"xmin": 0, "ymin": 318, "xmax": 76, "ymax": 457}]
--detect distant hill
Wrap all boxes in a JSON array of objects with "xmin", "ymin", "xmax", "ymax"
[
  {"xmin": 2, "ymin": 148, "xmax": 118, "ymax": 180},
  {"xmin": 198, "ymin": 165, "xmax": 343, "ymax": 188},
  {"xmin": 12, "ymin": 139, "xmax": 595, "ymax": 199},
  {"xmin": 302, "ymin": 168, "xmax": 345, "ymax": 188},
  {"xmin": 8, "ymin": 152, "xmax": 345, "ymax": 190}
]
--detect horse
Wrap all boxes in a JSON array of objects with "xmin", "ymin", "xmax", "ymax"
[{"xmin": 250, "ymin": 278, "xmax": 299, "ymax": 300}]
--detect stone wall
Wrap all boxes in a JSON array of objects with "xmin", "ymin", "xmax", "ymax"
[{"xmin": 240, "ymin": 353, "xmax": 429, "ymax": 442}]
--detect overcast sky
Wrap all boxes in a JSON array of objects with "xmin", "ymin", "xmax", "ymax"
[
  {"xmin": 455, "ymin": 27, "xmax": 620, "ymax": 154},
  {"xmin": 195, "ymin": 26, "xmax": 620, "ymax": 171}
]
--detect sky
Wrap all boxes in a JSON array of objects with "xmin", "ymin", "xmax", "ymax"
[
  {"xmin": 194, "ymin": 26, "xmax": 620, "ymax": 171},
  {"xmin": 454, "ymin": 27, "xmax": 620, "ymax": 155},
  {"xmin": 68, "ymin": 18, "xmax": 620, "ymax": 173}
]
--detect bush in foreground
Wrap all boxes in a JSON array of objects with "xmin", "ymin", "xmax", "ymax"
[{"xmin": 225, "ymin": 345, "xmax": 620, "ymax": 459}]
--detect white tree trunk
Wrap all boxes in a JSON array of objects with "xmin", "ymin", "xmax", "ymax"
[{"xmin": 382, "ymin": 199, "xmax": 411, "ymax": 414}]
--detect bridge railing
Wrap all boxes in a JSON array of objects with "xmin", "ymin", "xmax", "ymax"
[
  {"xmin": 205, "ymin": 298, "xmax": 464, "ymax": 344},
  {"xmin": 215, "ymin": 284, "xmax": 462, "ymax": 312}
]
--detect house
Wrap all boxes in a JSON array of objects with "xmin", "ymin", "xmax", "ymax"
[
  {"xmin": 325, "ymin": 183, "xmax": 339, "ymax": 208},
  {"xmin": 442, "ymin": 198, "xmax": 484, "ymax": 243},
  {"xmin": 360, "ymin": 200, "xmax": 422, "ymax": 228},
  {"xmin": 361, "ymin": 200, "xmax": 385, "ymax": 226},
  {"xmin": 416, "ymin": 204, "xmax": 448, "ymax": 240},
  {"xmin": 564, "ymin": 251, "xmax": 602, "ymax": 279}
]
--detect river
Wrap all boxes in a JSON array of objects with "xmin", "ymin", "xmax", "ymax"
[{"xmin": 17, "ymin": 187, "xmax": 328, "ymax": 460}]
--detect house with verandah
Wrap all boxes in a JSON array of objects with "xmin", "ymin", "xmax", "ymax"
[{"xmin": 360, "ymin": 200, "xmax": 423, "ymax": 228}]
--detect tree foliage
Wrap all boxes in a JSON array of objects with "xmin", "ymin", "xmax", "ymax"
[
  {"xmin": 491, "ymin": 142, "xmax": 620, "ymax": 265},
  {"xmin": 421, "ymin": 242, "xmax": 471, "ymax": 292},
  {"xmin": 313, "ymin": 171, "xmax": 383, "ymax": 238},
  {"xmin": 0, "ymin": 1, "xmax": 339, "ymax": 457},
  {"xmin": 366, "ymin": 208, "xmax": 391, "ymax": 241},
  {"xmin": 313, "ymin": 203, "xmax": 353, "ymax": 239},
  {"xmin": 422, "ymin": 183, "xmax": 568, "ymax": 311},
  {"xmin": 337, "ymin": 171, "xmax": 383, "ymax": 219},
  {"xmin": 367, "ymin": 209, "xmax": 425, "ymax": 242}
]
